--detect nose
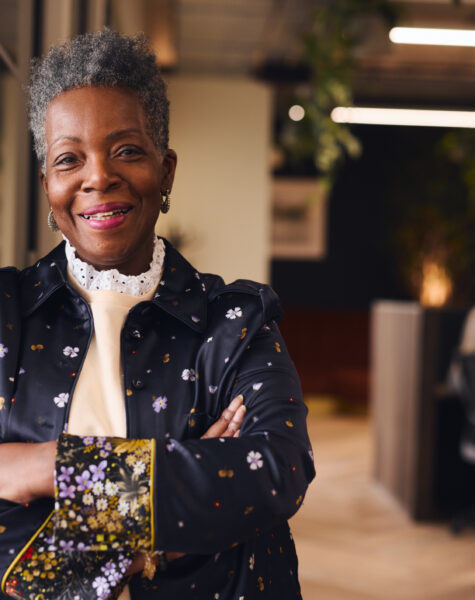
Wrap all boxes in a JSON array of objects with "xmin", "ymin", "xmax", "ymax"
[{"xmin": 81, "ymin": 155, "xmax": 121, "ymax": 193}]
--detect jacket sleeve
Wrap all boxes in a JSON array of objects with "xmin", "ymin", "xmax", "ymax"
[{"xmin": 152, "ymin": 314, "xmax": 316, "ymax": 554}]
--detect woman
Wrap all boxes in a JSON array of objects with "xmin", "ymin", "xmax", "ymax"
[{"xmin": 0, "ymin": 30, "xmax": 314, "ymax": 600}]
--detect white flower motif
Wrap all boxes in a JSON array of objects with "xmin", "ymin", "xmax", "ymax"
[
  {"xmin": 249, "ymin": 553, "xmax": 255, "ymax": 570},
  {"xmin": 92, "ymin": 481, "xmax": 104, "ymax": 496},
  {"xmin": 83, "ymin": 493, "xmax": 94, "ymax": 506},
  {"xmin": 118, "ymin": 500, "xmax": 129, "ymax": 516},
  {"xmin": 226, "ymin": 307, "xmax": 243, "ymax": 320},
  {"xmin": 252, "ymin": 382, "xmax": 263, "ymax": 391},
  {"xmin": 0, "ymin": 344, "xmax": 8, "ymax": 358},
  {"xmin": 96, "ymin": 497, "xmax": 108, "ymax": 511},
  {"xmin": 153, "ymin": 395, "xmax": 168, "ymax": 413},
  {"xmin": 133, "ymin": 460, "xmax": 146, "ymax": 476},
  {"xmin": 54, "ymin": 393, "xmax": 69, "ymax": 408},
  {"xmin": 247, "ymin": 450, "xmax": 264, "ymax": 470},
  {"xmin": 63, "ymin": 346, "xmax": 79, "ymax": 358},
  {"xmin": 209, "ymin": 385, "xmax": 218, "ymax": 394},
  {"xmin": 105, "ymin": 480, "xmax": 118, "ymax": 496},
  {"xmin": 181, "ymin": 368, "xmax": 196, "ymax": 381}
]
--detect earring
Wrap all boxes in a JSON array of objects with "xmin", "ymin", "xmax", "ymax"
[
  {"xmin": 161, "ymin": 189, "xmax": 171, "ymax": 214},
  {"xmin": 47, "ymin": 208, "xmax": 59, "ymax": 232}
]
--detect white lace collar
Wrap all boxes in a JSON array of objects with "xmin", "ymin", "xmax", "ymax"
[{"xmin": 64, "ymin": 236, "xmax": 165, "ymax": 296}]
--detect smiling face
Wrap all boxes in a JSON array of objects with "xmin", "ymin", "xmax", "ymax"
[{"xmin": 42, "ymin": 86, "xmax": 177, "ymax": 275}]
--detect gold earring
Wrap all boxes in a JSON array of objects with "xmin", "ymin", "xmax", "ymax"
[
  {"xmin": 161, "ymin": 189, "xmax": 171, "ymax": 214},
  {"xmin": 47, "ymin": 208, "xmax": 59, "ymax": 232}
]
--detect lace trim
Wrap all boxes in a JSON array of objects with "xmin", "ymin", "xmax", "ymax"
[{"xmin": 64, "ymin": 236, "xmax": 165, "ymax": 296}]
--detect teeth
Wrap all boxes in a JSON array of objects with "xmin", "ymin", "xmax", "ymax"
[{"xmin": 83, "ymin": 209, "xmax": 129, "ymax": 220}]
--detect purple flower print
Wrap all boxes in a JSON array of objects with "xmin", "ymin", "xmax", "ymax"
[
  {"xmin": 75, "ymin": 470, "xmax": 91, "ymax": 491},
  {"xmin": 58, "ymin": 465, "xmax": 74, "ymax": 483},
  {"xmin": 152, "ymin": 395, "xmax": 167, "ymax": 413},
  {"xmin": 59, "ymin": 481, "xmax": 76, "ymax": 499},
  {"xmin": 92, "ymin": 576, "xmax": 110, "ymax": 599},
  {"xmin": 102, "ymin": 561, "xmax": 121, "ymax": 584},
  {"xmin": 59, "ymin": 539, "xmax": 75, "ymax": 551},
  {"xmin": 90, "ymin": 460, "xmax": 107, "ymax": 482},
  {"xmin": 77, "ymin": 542, "xmax": 90, "ymax": 551}
]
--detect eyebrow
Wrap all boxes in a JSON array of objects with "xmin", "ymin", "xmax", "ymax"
[
  {"xmin": 50, "ymin": 129, "xmax": 143, "ymax": 148},
  {"xmin": 106, "ymin": 128, "xmax": 143, "ymax": 140},
  {"xmin": 50, "ymin": 135, "xmax": 81, "ymax": 147}
]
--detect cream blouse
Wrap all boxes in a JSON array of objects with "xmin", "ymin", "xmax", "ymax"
[{"xmin": 64, "ymin": 239, "xmax": 164, "ymax": 599}]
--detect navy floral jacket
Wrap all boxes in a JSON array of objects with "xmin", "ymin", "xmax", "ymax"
[{"xmin": 0, "ymin": 239, "xmax": 315, "ymax": 600}]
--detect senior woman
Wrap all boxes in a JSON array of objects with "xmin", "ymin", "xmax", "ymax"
[{"xmin": 0, "ymin": 30, "xmax": 314, "ymax": 600}]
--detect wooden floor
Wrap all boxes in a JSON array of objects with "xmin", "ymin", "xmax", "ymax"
[{"xmin": 291, "ymin": 411, "xmax": 475, "ymax": 600}]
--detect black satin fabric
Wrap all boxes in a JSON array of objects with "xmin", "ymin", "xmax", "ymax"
[{"xmin": 0, "ymin": 238, "xmax": 315, "ymax": 599}]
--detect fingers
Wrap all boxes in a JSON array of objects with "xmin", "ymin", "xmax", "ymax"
[
  {"xmin": 201, "ymin": 395, "xmax": 246, "ymax": 439},
  {"xmin": 225, "ymin": 405, "xmax": 246, "ymax": 437}
]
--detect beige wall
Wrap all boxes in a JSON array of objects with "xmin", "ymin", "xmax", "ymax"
[
  {"xmin": 162, "ymin": 75, "xmax": 272, "ymax": 284},
  {"xmin": 0, "ymin": 0, "xmax": 34, "ymax": 268}
]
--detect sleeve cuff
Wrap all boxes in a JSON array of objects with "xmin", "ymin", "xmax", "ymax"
[
  {"xmin": 2, "ymin": 512, "xmax": 133, "ymax": 599},
  {"xmin": 54, "ymin": 434, "xmax": 155, "ymax": 553}
]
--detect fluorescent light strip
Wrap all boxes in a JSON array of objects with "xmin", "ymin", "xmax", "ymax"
[
  {"xmin": 389, "ymin": 27, "xmax": 475, "ymax": 47},
  {"xmin": 331, "ymin": 107, "xmax": 475, "ymax": 129}
]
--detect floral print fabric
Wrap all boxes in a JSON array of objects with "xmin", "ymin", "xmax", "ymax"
[
  {"xmin": 4, "ymin": 514, "xmax": 132, "ymax": 600},
  {"xmin": 54, "ymin": 434, "xmax": 154, "ymax": 554},
  {"xmin": 2, "ymin": 434, "xmax": 154, "ymax": 600}
]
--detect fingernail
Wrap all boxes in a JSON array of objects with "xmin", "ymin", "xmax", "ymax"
[{"xmin": 230, "ymin": 395, "xmax": 243, "ymax": 410}]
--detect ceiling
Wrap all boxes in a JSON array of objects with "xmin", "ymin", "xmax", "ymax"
[
  {"xmin": 165, "ymin": 0, "xmax": 475, "ymax": 106},
  {"xmin": 1, "ymin": 0, "xmax": 474, "ymax": 106}
]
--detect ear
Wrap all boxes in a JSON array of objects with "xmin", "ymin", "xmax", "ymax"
[
  {"xmin": 40, "ymin": 171, "xmax": 48, "ymax": 197},
  {"xmin": 161, "ymin": 149, "xmax": 177, "ymax": 192}
]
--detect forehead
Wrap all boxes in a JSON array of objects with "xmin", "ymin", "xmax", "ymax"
[{"xmin": 44, "ymin": 86, "xmax": 149, "ymax": 142}]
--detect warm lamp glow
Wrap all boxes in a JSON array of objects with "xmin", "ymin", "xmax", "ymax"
[
  {"xmin": 390, "ymin": 27, "xmax": 475, "ymax": 48},
  {"xmin": 419, "ymin": 261, "xmax": 452, "ymax": 307}
]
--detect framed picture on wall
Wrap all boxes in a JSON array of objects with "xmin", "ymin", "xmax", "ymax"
[{"xmin": 271, "ymin": 178, "xmax": 328, "ymax": 260}]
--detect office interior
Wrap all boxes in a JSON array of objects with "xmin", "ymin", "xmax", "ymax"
[{"xmin": 1, "ymin": 0, "xmax": 475, "ymax": 598}]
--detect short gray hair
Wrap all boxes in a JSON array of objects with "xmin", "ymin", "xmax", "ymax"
[{"xmin": 28, "ymin": 29, "xmax": 169, "ymax": 169}]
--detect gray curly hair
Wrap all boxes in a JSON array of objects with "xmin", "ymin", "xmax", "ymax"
[{"xmin": 28, "ymin": 29, "xmax": 169, "ymax": 170}]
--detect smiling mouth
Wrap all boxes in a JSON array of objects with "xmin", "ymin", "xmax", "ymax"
[{"xmin": 81, "ymin": 207, "xmax": 132, "ymax": 221}]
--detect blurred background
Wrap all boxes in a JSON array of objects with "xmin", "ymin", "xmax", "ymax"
[{"xmin": 1, "ymin": 0, "xmax": 475, "ymax": 597}]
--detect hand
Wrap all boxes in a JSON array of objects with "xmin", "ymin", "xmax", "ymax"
[
  {"xmin": 0, "ymin": 441, "xmax": 56, "ymax": 504},
  {"xmin": 201, "ymin": 394, "xmax": 246, "ymax": 439}
]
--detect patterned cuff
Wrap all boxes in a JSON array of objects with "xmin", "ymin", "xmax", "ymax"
[
  {"xmin": 2, "ymin": 513, "xmax": 133, "ymax": 600},
  {"xmin": 54, "ymin": 434, "xmax": 155, "ymax": 553}
]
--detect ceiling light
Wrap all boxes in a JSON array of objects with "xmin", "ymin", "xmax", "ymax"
[
  {"xmin": 389, "ymin": 27, "xmax": 475, "ymax": 48},
  {"xmin": 289, "ymin": 105, "xmax": 305, "ymax": 122},
  {"xmin": 331, "ymin": 107, "xmax": 475, "ymax": 129}
]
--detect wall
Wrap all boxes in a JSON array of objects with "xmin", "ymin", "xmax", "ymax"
[{"xmin": 163, "ymin": 75, "xmax": 271, "ymax": 284}]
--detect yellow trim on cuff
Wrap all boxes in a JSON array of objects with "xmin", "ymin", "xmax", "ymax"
[
  {"xmin": 150, "ymin": 438, "xmax": 156, "ymax": 551},
  {"xmin": 1, "ymin": 510, "xmax": 54, "ymax": 596}
]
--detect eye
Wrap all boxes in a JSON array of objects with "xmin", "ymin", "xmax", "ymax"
[
  {"xmin": 117, "ymin": 145, "xmax": 143, "ymax": 158},
  {"xmin": 53, "ymin": 154, "xmax": 77, "ymax": 168}
]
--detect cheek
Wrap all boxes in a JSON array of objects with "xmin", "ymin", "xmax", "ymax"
[{"xmin": 45, "ymin": 177, "xmax": 72, "ymax": 209}]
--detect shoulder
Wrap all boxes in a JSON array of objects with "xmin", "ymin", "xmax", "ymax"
[
  {"xmin": 205, "ymin": 276, "xmax": 283, "ymax": 326},
  {"xmin": 161, "ymin": 238, "xmax": 283, "ymax": 327}
]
